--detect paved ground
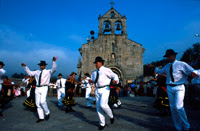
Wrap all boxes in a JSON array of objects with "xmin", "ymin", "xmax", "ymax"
[{"xmin": 0, "ymin": 96, "xmax": 200, "ymax": 131}]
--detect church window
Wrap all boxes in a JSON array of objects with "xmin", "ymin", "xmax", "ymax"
[
  {"xmin": 111, "ymin": 11, "xmax": 115, "ymax": 18},
  {"xmin": 112, "ymin": 43, "xmax": 114, "ymax": 51},
  {"xmin": 111, "ymin": 53, "xmax": 116, "ymax": 61}
]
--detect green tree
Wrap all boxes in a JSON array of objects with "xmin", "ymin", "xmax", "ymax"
[{"xmin": 11, "ymin": 73, "xmax": 25, "ymax": 78}]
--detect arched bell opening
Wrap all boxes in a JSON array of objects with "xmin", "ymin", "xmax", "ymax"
[
  {"xmin": 115, "ymin": 21, "xmax": 122, "ymax": 35},
  {"xmin": 103, "ymin": 20, "xmax": 111, "ymax": 34}
]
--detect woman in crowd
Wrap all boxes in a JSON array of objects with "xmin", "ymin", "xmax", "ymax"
[
  {"xmin": 0, "ymin": 76, "xmax": 14, "ymax": 116},
  {"xmin": 23, "ymin": 76, "xmax": 37, "ymax": 111},
  {"xmin": 62, "ymin": 72, "xmax": 77, "ymax": 112},
  {"xmin": 153, "ymin": 75, "xmax": 171, "ymax": 116}
]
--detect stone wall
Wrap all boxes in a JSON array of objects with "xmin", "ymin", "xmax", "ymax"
[{"xmin": 78, "ymin": 34, "xmax": 144, "ymax": 85}]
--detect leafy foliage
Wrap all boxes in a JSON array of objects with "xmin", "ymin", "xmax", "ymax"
[{"xmin": 11, "ymin": 73, "xmax": 25, "ymax": 79}]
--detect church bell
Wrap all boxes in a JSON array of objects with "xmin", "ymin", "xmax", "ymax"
[
  {"xmin": 116, "ymin": 22, "xmax": 121, "ymax": 31},
  {"xmin": 104, "ymin": 22, "xmax": 111, "ymax": 32}
]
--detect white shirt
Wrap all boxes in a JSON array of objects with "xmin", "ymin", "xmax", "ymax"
[
  {"xmin": 91, "ymin": 66, "xmax": 119, "ymax": 88},
  {"xmin": 155, "ymin": 60, "xmax": 195, "ymax": 85},
  {"xmin": 192, "ymin": 69, "xmax": 200, "ymax": 84},
  {"xmin": 81, "ymin": 79, "xmax": 85, "ymax": 89},
  {"xmin": 53, "ymin": 84, "xmax": 57, "ymax": 89},
  {"xmin": 0, "ymin": 68, "xmax": 6, "ymax": 84},
  {"xmin": 56, "ymin": 78, "xmax": 66, "ymax": 88},
  {"xmin": 49, "ymin": 83, "xmax": 54, "ymax": 88},
  {"xmin": 23, "ymin": 61, "xmax": 56, "ymax": 86},
  {"xmin": 84, "ymin": 77, "xmax": 91, "ymax": 88},
  {"xmin": 22, "ymin": 78, "xmax": 30, "ymax": 85}
]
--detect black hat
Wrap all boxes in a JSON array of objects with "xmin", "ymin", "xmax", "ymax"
[
  {"xmin": 38, "ymin": 61, "xmax": 48, "ymax": 66},
  {"xmin": 163, "ymin": 49, "xmax": 178, "ymax": 57},
  {"xmin": 70, "ymin": 72, "xmax": 77, "ymax": 76},
  {"xmin": 0, "ymin": 61, "xmax": 5, "ymax": 66},
  {"xmin": 84, "ymin": 73, "xmax": 90, "ymax": 76},
  {"xmin": 58, "ymin": 73, "xmax": 62, "ymax": 76},
  {"xmin": 93, "ymin": 56, "xmax": 105, "ymax": 63}
]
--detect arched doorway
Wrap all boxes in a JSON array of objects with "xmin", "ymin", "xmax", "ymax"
[{"xmin": 109, "ymin": 66, "xmax": 124, "ymax": 86}]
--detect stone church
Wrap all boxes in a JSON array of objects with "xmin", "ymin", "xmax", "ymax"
[{"xmin": 77, "ymin": 5, "xmax": 145, "ymax": 85}]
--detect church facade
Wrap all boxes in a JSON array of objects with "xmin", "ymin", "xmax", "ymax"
[{"xmin": 77, "ymin": 6, "xmax": 145, "ymax": 85}]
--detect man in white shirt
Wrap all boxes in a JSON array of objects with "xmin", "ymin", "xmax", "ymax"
[
  {"xmin": 148, "ymin": 49, "xmax": 197, "ymax": 131},
  {"xmin": 84, "ymin": 73, "xmax": 95, "ymax": 108},
  {"xmin": 56, "ymin": 73, "xmax": 66, "ymax": 107},
  {"xmin": 0, "ymin": 61, "xmax": 6, "ymax": 92},
  {"xmin": 21, "ymin": 57, "xmax": 57, "ymax": 123},
  {"xmin": 91, "ymin": 56, "xmax": 119, "ymax": 130}
]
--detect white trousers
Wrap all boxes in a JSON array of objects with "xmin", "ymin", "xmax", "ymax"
[
  {"xmin": 57, "ymin": 88, "xmax": 65, "ymax": 106},
  {"xmin": 95, "ymin": 86, "xmax": 113, "ymax": 126},
  {"xmin": 167, "ymin": 85, "xmax": 190, "ymax": 131},
  {"xmin": 26, "ymin": 88, "xmax": 31, "ymax": 98},
  {"xmin": 85, "ymin": 87, "xmax": 95, "ymax": 107},
  {"xmin": 35, "ymin": 86, "xmax": 50, "ymax": 119}
]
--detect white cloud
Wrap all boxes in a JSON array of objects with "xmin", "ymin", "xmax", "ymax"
[{"xmin": 0, "ymin": 24, "xmax": 79, "ymax": 77}]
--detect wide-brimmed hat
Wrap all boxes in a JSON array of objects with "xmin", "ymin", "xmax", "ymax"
[
  {"xmin": 93, "ymin": 56, "xmax": 105, "ymax": 63},
  {"xmin": 84, "ymin": 73, "xmax": 90, "ymax": 76},
  {"xmin": 163, "ymin": 49, "xmax": 178, "ymax": 57},
  {"xmin": 0, "ymin": 61, "xmax": 5, "ymax": 66},
  {"xmin": 58, "ymin": 73, "xmax": 62, "ymax": 76},
  {"xmin": 70, "ymin": 72, "xmax": 77, "ymax": 76},
  {"xmin": 38, "ymin": 61, "xmax": 48, "ymax": 66}
]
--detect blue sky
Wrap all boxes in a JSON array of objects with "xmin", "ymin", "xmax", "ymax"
[{"xmin": 0, "ymin": 0, "xmax": 200, "ymax": 77}]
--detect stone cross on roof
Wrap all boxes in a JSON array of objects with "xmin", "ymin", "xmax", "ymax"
[{"xmin": 110, "ymin": 1, "xmax": 115, "ymax": 8}]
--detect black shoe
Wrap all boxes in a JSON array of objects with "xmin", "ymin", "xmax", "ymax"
[
  {"xmin": 36, "ymin": 119, "xmax": 44, "ymax": 123},
  {"xmin": 45, "ymin": 114, "xmax": 50, "ymax": 120},
  {"xmin": 110, "ymin": 118, "xmax": 114, "ymax": 124},
  {"xmin": 65, "ymin": 108, "xmax": 69, "ymax": 113},
  {"xmin": 98, "ymin": 125, "xmax": 105, "ymax": 130}
]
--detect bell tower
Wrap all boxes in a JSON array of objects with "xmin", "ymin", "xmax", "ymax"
[
  {"xmin": 98, "ymin": 2, "xmax": 127, "ymax": 36},
  {"xmin": 78, "ymin": 1, "xmax": 145, "ymax": 86}
]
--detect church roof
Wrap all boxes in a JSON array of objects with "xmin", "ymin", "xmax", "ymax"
[
  {"xmin": 127, "ymin": 38, "xmax": 142, "ymax": 46},
  {"xmin": 101, "ymin": 7, "xmax": 125, "ymax": 18}
]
